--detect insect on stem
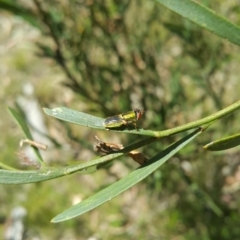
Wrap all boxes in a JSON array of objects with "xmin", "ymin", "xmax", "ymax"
[{"xmin": 103, "ymin": 109, "xmax": 144, "ymax": 129}]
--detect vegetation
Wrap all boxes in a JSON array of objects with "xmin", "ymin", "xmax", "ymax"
[{"xmin": 0, "ymin": 0, "xmax": 240, "ymax": 239}]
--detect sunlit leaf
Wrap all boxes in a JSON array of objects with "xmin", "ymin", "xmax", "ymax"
[
  {"xmin": 43, "ymin": 107, "xmax": 157, "ymax": 136},
  {"xmin": 0, "ymin": 152, "xmax": 124, "ymax": 184},
  {"xmin": 52, "ymin": 128, "xmax": 202, "ymax": 222},
  {"xmin": 156, "ymin": 0, "xmax": 240, "ymax": 46}
]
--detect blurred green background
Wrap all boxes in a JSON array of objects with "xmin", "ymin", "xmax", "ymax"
[{"xmin": 1, "ymin": 0, "xmax": 240, "ymax": 239}]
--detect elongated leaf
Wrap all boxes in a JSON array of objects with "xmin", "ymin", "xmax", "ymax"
[
  {"xmin": 52, "ymin": 128, "xmax": 202, "ymax": 222},
  {"xmin": 155, "ymin": 0, "xmax": 240, "ymax": 46},
  {"xmin": 0, "ymin": 130, "xmax": 159, "ymax": 184},
  {"xmin": 204, "ymin": 133, "xmax": 240, "ymax": 151},
  {"xmin": 44, "ymin": 101, "xmax": 240, "ymax": 138},
  {"xmin": 0, "ymin": 166, "xmax": 96, "ymax": 184},
  {"xmin": 8, "ymin": 107, "xmax": 44, "ymax": 163},
  {"xmin": 0, "ymin": 152, "xmax": 123, "ymax": 184},
  {"xmin": 44, "ymin": 107, "xmax": 104, "ymax": 129},
  {"xmin": 43, "ymin": 107, "xmax": 156, "ymax": 136}
]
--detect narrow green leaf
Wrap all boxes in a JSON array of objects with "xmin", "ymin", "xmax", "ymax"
[
  {"xmin": 155, "ymin": 0, "xmax": 240, "ymax": 46},
  {"xmin": 0, "ymin": 152, "xmax": 123, "ymax": 184},
  {"xmin": 8, "ymin": 107, "xmax": 44, "ymax": 163},
  {"xmin": 0, "ymin": 166, "xmax": 95, "ymax": 184},
  {"xmin": 0, "ymin": 131, "xmax": 159, "ymax": 184},
  {"xmin": 52, "ymin": 128, "xmax": 202, "ymax": 222},
  {"xmin": 44, "ymin": 107, "xmax": 104, "ymax": 129},
  {"xmin": 204, "ymin": 133, "xmax": 240, "ymax": 151},
  {"xmin": 43, "ymin": 107, "xmax": 156, "ymax": 136},
  {"xmin": 44, "ymin": 100, "xmax": 240, "ymax": 138}
]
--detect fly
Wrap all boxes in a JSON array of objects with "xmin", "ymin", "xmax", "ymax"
[{"xmin": 104, "ymin": 109, "xmax": 143, "ymax": 129}]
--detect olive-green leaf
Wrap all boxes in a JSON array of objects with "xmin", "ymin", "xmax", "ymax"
[
  {"xmin": 204, "ymin": 133, "xmax": 240, "ymax": 151},
  {"xmin": 51, "ymin": 128, "xmax": 202, "ymax": 222},
  {"xmin": 0, "ymin": 152, "xmax": 124, "ymax": 184},
  {"xmin": 44, "ymin": 101, "xmax": 240, "ymax": 138},
  {"xmin": 44, "ymin": 107, "xmax": 105, "ymax": 129},
  {"xmin": 155, "ymin": 0, "xmax": 240, "ymax": 46},
  {"xmin": 43, "ymin": 107, "xmax": 157, "ymax": 136}
]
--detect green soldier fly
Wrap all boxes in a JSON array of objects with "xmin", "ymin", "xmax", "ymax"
[{"xmin": 104, "ymin": 109, "xmax": 143, "ymax": 129}]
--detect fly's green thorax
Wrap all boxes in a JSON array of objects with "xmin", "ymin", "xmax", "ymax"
[{"xmin": 121, "ymin": 110, "xmax": 136, "ymax": 122}]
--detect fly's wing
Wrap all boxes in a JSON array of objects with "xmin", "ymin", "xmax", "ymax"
[{"xmin": 104, "ymin": 116, "xmax": 123, "ymax": 128}]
